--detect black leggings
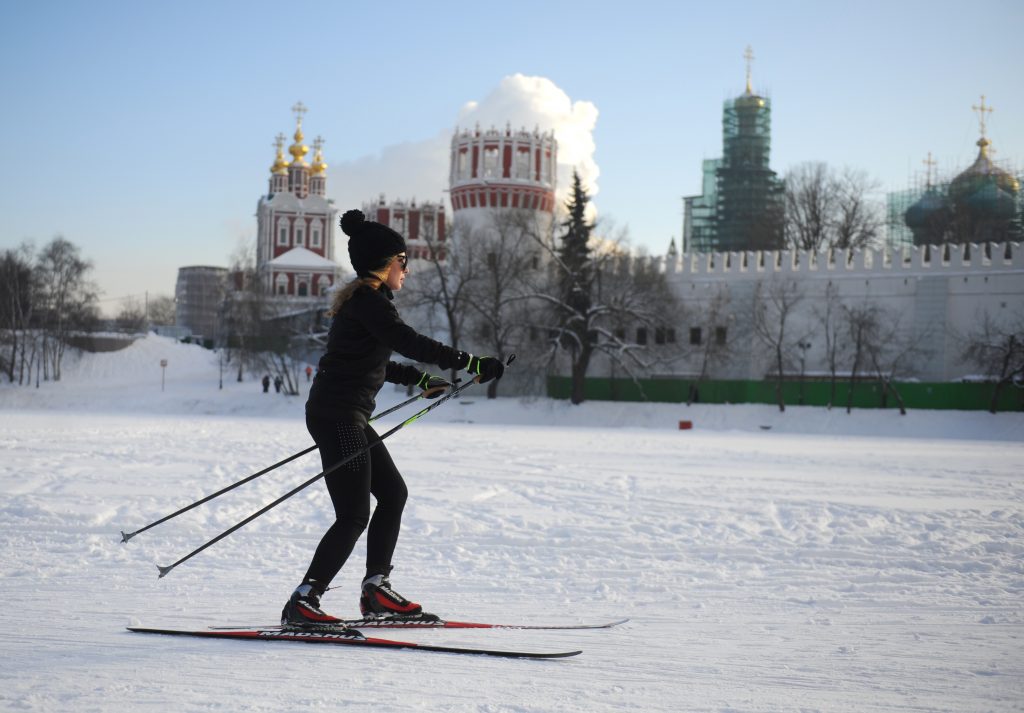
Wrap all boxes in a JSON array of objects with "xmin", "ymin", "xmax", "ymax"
[{"xmin": 302, "ymin": 413, "xmax": 408, "ymax": 587}]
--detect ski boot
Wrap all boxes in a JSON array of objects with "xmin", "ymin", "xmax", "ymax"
[
  {"xmin": 360, "ymin": 574, "xmax": 437, "ymax": 622},
  {"xmin": 281, "ymin": 581, "xmax": 346, "ymax": 629}
]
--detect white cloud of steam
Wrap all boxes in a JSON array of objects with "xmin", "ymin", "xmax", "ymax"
[
  {"xmin": 326, "ymin": 132, "xmax": 452, "ymax": 213},
  {"xmin": 456, "ymin": 74, "xmax": 600, "ymax": 202},
  {"xmin": 327, "ymin": 74, "xmax": 599, "ymax": 218}
]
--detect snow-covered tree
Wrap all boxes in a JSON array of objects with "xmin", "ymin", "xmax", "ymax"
[{"xmin": 529, "ymin": 171, "xmax": 680, "ymax": 405}]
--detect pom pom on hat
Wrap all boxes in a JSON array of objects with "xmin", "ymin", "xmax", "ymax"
[{"xmin": 341, "ymin": 209, "xmax": 407, "ymax": 277}]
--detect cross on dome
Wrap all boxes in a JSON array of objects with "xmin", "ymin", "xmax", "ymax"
[
  {"xmin": 972, "ymin": 95, "xmax": 993, "ymax": 139},
  {"xmin": 922, "ymin": 152, "xmax": 937, "ymax": 187},
  {"xmin": 744, "ymin": 45, "xmax": 755, "ymax": 94},
  {"xmin": 292, "ymin": 101, "xmax": 308, "ymax": 126}
]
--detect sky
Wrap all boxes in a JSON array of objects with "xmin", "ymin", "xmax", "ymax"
[{"xmin": 1, "ymin": 0, "xmax": 1021, "ymax": 316}]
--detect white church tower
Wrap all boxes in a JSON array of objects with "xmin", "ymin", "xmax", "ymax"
[{"xmin": 255, "ymin": 102, "xmax": 339, "ymax": 298}]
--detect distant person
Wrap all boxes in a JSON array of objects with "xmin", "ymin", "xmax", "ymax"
[
  {"xmin": 305, "ymin": 365, "xmax": 313, "ymax": 382},
  {"xmin": 281, "ymin": 208, "xmax": 504, "ymax": 629},
  {"xmin": 262, "ymin": 375, "xmax": 270, "ymax": 393},
  {"xmin": 273, "ymin": 375, "xmax": 283, "ymax": 393}
]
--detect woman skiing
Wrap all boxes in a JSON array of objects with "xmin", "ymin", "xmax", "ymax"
[{"xmin": 281, "ymin": 209, "xmax": 504, "ymax": 627}]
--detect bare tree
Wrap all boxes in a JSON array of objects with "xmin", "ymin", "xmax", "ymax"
[
  {"xmin": 841, "ymin": 302, "xmax": 878, "ymax": 414},
  {"xmin": 463, "ymin": 209, "xmax": 543, "ymax": 398},
  {"xmin": 839, "ymin": 301, "xmax": 926, "ymax": 415},
  {"xmin": 148, "ymin": 295, "xmax": 177, "ymax": 326},
  {"xmin": 752, "ymin": 278, "xmax": 805, "ymax": 412},
  {"xmin": 402, "ymin": 215, "xmax": 478, "ymax": 386},
  {"xmin": 784, "ymin": 162, "xmax": 883, "ymax": 251},
  {"xmin": 686, "ymin": 284, "xmax": 735, "ymax": 405},
  {"xmin": 249, "ymin": 328, "xmax": 311, "ymax": 396},
  {"xmin": 115, "ymin": 296, "xmax": 148, "ymax": 333},
  {"xmin": 814, "ymin": 281, "xmax": 845, "ymax": 409},
  {"xmin": 784, "ymin": 162, "xmax": 833, "ymax": 251},
  {"xmin": 861, "ymin": 306, "xmax": 931, "ymax": 415},
  {"xmin": 959, "ymin": 311, "xmax": 1024, "ymax": 414},
  {"xmin": 833, "ymin": 168, "xmax": 884, "ymax": 249},
  {"xmin": 224, "ymin": 240, "xmax": 261, "ymax": 382},
  {"xmin": 34, "ymin": 237, "xmax": 98, "ymax": 381},
  {"xmin": 0, "ymin": 244, "xmax": 37, "ymax": 384}
]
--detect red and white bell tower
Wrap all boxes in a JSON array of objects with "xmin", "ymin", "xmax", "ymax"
[
  {"xmin": 255, "ymin": 102, "xmax": 339, "ymax": 298},
  {"xmin": 448, "ymin": 124, "xmax": 557, "ymax": 234}
]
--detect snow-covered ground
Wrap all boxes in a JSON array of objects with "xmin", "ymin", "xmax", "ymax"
[{"xmin": 1, "ymin": 335, "xmax": 1022, "ymax": 712}]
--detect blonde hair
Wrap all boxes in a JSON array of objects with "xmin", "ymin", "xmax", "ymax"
[{"xmin": 326, "ymin": 260, "xmax": 394, "ymax": 316}]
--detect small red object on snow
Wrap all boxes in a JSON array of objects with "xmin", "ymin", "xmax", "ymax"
[{"xmin": 678, "ymin": 420, "xmax": 693, "ymax": 430}]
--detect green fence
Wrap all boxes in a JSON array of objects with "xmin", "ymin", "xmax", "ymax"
[{"xmin": 547, "ymin": 376, "xmax": 1024, "ymax": 412}]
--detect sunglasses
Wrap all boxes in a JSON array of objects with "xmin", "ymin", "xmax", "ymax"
[{"xmin": 394, "ymin": 254, "xmax": 409, "ymax": 269}]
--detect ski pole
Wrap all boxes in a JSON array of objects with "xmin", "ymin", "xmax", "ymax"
[
  {"xmin": 120, "ymin": 389, "xmax": 436, "ymax": 544},
  {"xmin": 153, "ymin": 364, "xmax": 500, "ymax": 578}
]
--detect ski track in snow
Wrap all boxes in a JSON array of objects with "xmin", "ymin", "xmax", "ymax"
[{"xmin": 1, "ymin": 336, "xmax": 1023, "ymax": 712}]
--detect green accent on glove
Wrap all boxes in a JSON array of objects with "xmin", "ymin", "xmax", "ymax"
[
  {"xmin": 417, "ymin": 372, "xmax": 452, "ymax": 399},
  {"xmin": 464, "ymin": 355, "xmax": 504, "ymax": 384}
]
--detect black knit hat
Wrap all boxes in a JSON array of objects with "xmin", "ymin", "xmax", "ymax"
[{"xmin": 341, "ymin": 209, "xmax": 407, "ymax": 277}]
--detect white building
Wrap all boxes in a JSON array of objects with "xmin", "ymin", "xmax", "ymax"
[{"xmin": 255, "ymin": 103, "xmax": 339, "ymax": 299}]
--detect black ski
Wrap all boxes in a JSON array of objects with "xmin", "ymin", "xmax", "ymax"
[
  {"xmin": 127, "ymin": 626, "xmax": 581, "ymax": 659},
  {"xmin": 210, "ymin": 616, "xmax": 629, "ymax": 631}
]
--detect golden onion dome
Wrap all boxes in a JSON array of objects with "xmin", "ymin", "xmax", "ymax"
[
  {"xmin": 949, "ymin": 138, "xmax": 1020, "ymax": 203},
  {"xmin": 310, "ymin": 150, "xmax": 327, "ymax": 177},
  {"xmin": 289, "ymin": 125, "xmax": 309, "ymax": 166},
  {"xmin": 735, "ymin": 91, "xmax": 766, "ymax": 110},
  {"xmin": 309, "ymin": 136, "xmax": 327, "ymax": 176},
  {"xmin": 270, "ymin": 134, "xmax": 290, "ymax": 175}
]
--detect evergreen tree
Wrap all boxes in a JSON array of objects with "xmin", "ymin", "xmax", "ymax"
[
  {"xmin": 559, "ymin": 170, "xmax": 593, "ymax": 317},
  {"xmin": 558, "ymin": 171, "xmax": 595, "ymax": 404}
]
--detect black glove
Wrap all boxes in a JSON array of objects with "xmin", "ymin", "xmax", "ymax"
[
  {"xmin": 465, "ymin": 355, "xmax": 505, "ymax": 384},
  {"xmin": 416, "ymin": 371, "xmax": 452, "ymax": 399}
]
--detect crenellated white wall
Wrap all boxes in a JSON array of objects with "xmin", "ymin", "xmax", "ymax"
[
  {"xmin": 658, "ymin": 243, "xmax": 1020, "ymax": 278},
  {"xmin": 595, "ymin": 243, "xmax": 1024, "ymax": 383}
]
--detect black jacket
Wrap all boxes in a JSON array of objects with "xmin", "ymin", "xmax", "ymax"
[{"xmin": 306, "ymin": 284, "xmax": 467, "ymax": 422}]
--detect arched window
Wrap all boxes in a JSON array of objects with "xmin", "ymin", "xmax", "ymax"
[
  {"xmin": 483, "ymin": 147, "xmax": 499, "ymax": 178},
  {"xmin": 275, "ymin": 273, "xmax": 289, "ymax": 295},
  {"xmin": 516, "ymin": 149, "xmax": 530, "ymax": 179}
]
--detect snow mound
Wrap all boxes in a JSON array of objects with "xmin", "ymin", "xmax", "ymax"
[{"xmin": 60, "ymin": 333, "xmax": 220, "ymax": 385}]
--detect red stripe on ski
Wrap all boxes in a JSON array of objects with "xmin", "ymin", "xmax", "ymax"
[
  {"xmin": 210, "ymin": 617, "xmax": 628, "ymax": 631},
  {"xmin": 127, "ymin": 627, "xmax": 581, "ymax": 659}
]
